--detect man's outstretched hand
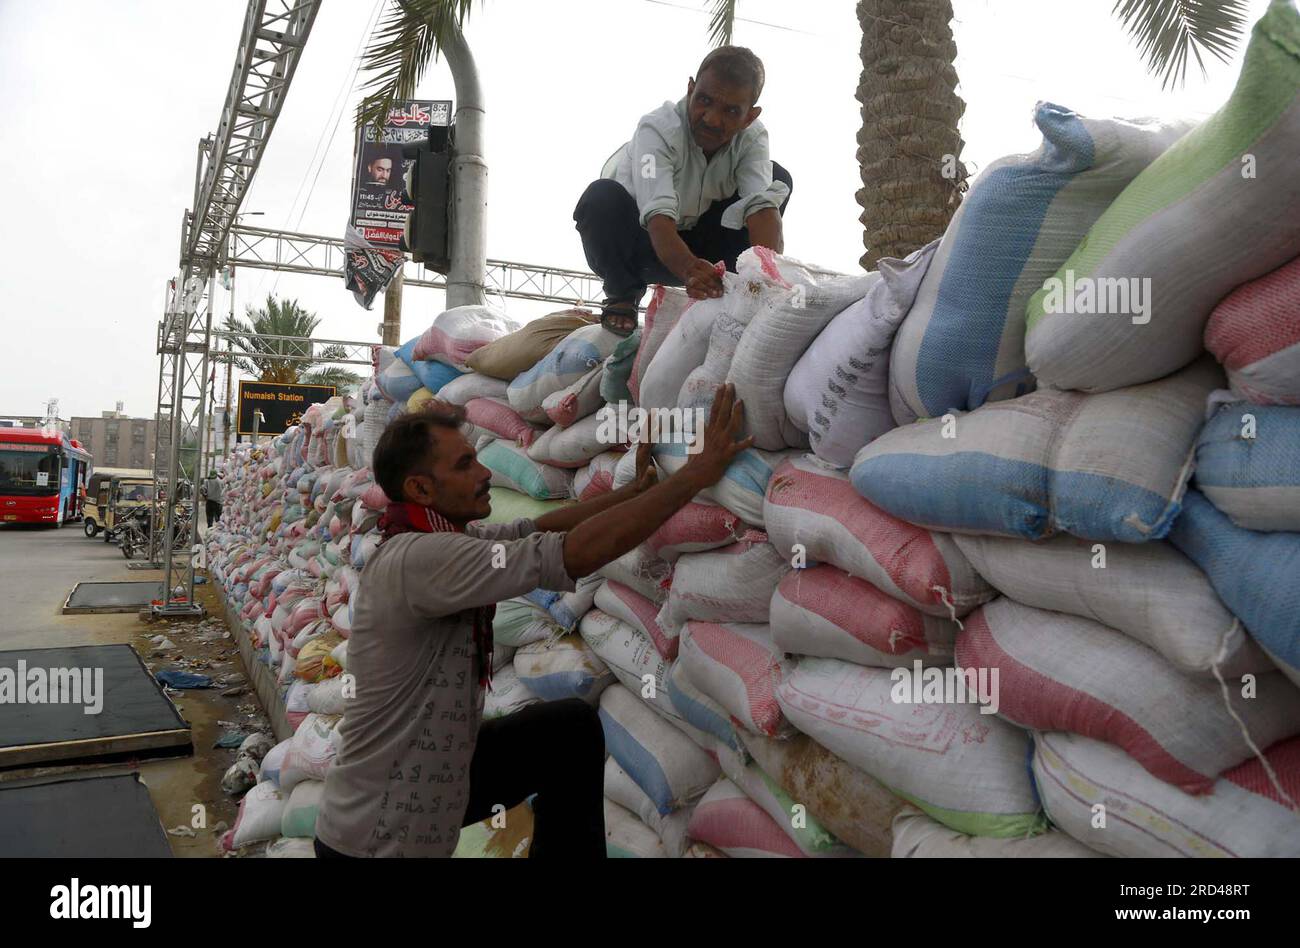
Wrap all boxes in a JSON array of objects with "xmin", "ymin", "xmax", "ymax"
[{"xmin": 684, "ymin": 383, "xmax": 754, "ymax": 486}]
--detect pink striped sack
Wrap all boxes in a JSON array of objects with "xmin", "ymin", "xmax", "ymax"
[
  {"xmin": 957, "ymin": 598, "xmax": 1300, "ymax": 792},
  {"xmin": 1205, "ymin": 254, "xmax": 1300, "ymax": 405},
  {"xmin": 572, "ymin": 451, "xmax": 623, "ymax": 501},
  {"xmin": 687, "ymin": 777, "xmax": 805, "ymax": 858},
  {"xmin": 770, "ymin": 565, "xmax": 958, "ymax": 667},
  {"xmin": 1034, "ymin": 730, "xmax": 1300, "ymax": 858},
  {"xmin": 629, "ymin": 285, "xmax": 691, "ymax": 404},
  {"xmin": 594, "ymin": 579, "xmax": 678, "ymax": 659},
  {"xmin": 677, "ymin": 621, "xmax": 790, "ymax": 738},
  {"xmin": 763, "ymin": 455, "xmax": 993, "ymax": 617},
  {"xmin": 541, "ymin": 364, "xmax": 605, "ymax": 427},
  {"xmin": 410, "ymin": 304, "xmax": 518, "ymax": 369},
  {"xmin": 659, "ymin": 531, "xmax": 791, "ymax": 634},
  {"xmin": 464, "ymin": 397, "xmax": 542, "ymax": 447},
  {"xmin": 645, "ymin": 501, "xmax": 750, "ymax": 562}
]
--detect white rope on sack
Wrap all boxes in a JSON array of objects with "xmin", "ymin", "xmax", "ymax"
[{"xmin": 1209, "ymin": 618, "xmax": 1296, "ymax": 810}]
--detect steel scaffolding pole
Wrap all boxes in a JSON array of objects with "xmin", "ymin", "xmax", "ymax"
[
  {"xmin": 228, "ymin": 224, "xmax": 605, "ymax": 308},
  {"xmin": 153, "ymin": 0, "xmax": 321, "ymax": 615}
]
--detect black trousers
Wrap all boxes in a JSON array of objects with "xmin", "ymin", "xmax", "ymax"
[
  {"xmin": 313, "ymin": 697, "xmax": 607, "ymax": 859},
  {"xmin": 573, "ymin": 161, "xmax": 793, "ymax": 302},
  {"xmin": 205, "ymin": 500, "xmax": 222, "ymax": 528}
]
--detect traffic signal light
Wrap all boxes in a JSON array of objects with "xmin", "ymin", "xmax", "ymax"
[{"xmin": 401, "ymin": 124, "xmax": 452, "ymax": 272}]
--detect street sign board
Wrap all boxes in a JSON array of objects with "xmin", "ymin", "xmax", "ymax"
[{"xmin": 236, "ymin": 381, "xmax": 336, "ymax": 436}]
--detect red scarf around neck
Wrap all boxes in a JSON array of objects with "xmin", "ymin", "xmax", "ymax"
[{"xmin": 378, "ymin": 501, "xmax": 495, "ymax": 689}]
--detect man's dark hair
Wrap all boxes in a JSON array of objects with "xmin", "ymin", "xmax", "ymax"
[
  {"xmin": 696, "ymin": 45, "xmax": 765, "ymax": 104},
  {"xmin": 373, "ymin": 400, "xmax": 467, "ymax": 502}
]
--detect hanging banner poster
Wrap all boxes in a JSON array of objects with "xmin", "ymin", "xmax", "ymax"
[{"xmin": 350, "ymin": 99, "xmax": 452, "ymax": 250}]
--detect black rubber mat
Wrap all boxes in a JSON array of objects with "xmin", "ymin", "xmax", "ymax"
[
  {"xmin": 63, "ymin": 581, "xmax": 164, "ymax": 614},
  {"xmin": 0, "ymin": 645, "xmax": 190, "ymax": 768},
  {"xmin": 0, "ymin": 773, "xmax": 172, "ymax": 857}
]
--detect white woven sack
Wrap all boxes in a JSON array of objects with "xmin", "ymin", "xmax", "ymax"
[
  {"xmin": 890, "ymin": 805, "xmax": 1102, "ymax": 858},
  {"xmin": 952, "ymin": 533, "xmax": 1269, "ymax": 676},
  {"xmin": 603, "ymin": 758, "xmax": 692, "ymax": 857},
  {"xmin": 776, "ymin": 656, "xmax": 1045, "ymax": 838},
  {"xmin": 637, "ymin": 280, "xmax": 738, "ymax": 416},
  {"xmin": 1034, "ymin": 730, "xmax": 1300, "ymax": 858},
  {"xmin": 578, "ymin": 609, "xmax": 677, "ymax": 720},
  {"xmin": 660, "ymin": 533, "xmax": 790, "ymax": 634},
  {"xmin": 786, "ymin": 243, "xmax": 934, "ymax": 466},
  {"xmin": 727, "ymin": 248, "xmax": 878, "ymax": 449},
  {"xmin": 603, "ymin": 798, "xmax": 668, "ymax": 858}
]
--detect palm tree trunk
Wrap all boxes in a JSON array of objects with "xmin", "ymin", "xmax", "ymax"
[{"xmin": 856, "ymin": 0, "xmax": 968, "ymax": 269}]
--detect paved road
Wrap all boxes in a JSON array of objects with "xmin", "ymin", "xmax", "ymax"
[
  {"xmin": 0, "ymin": 522, "xmax": 242, "ymax": 855},
  {"xmin": 0, "ymin": 521, "xmax": 157, "ymax": 650}
]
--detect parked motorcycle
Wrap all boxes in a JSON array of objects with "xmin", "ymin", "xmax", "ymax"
[{"xmin": 117, "ymin": 505, "xmax": 193, "ymax": 560}]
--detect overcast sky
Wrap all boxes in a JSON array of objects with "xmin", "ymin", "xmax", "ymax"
[{"xmin": 0, "ymin": 0, "xmax": 1271, "ymax": 421}]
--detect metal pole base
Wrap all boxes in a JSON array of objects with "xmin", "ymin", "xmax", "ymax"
[{"xmin": 150, "ymin": 601, "xmax": 205, "ymax": 618}]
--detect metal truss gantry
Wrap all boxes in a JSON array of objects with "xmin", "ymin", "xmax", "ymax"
[
  {"xmin": 151, "ymin": 0, "xmax": 321, "ymax": 614},
  {"xmin": 230, "ymin": 224, "xmax": 607, "ymax": 308}
]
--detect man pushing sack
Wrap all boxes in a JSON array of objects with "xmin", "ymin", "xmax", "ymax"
[{"xmin": 315, "ymin": 385, "xmax": 753, "ymax": 858}]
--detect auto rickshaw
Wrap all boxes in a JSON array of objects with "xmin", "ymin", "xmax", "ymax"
[{"xmin": 83, "ymin": 471, "xmax": 155, "ymax": 539}]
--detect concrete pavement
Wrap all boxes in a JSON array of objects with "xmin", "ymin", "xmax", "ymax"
[{"xmin": 0, "ymin": 522, "xmax": 258, "ymax": 856}]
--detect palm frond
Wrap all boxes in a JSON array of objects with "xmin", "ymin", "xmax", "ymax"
[
  {"xmin": 356, "ymin": 0, "xmax": 477, "ymax": 133},
  {"xmin": 301, "ymin": 367, "xmax": 364, "ymax": 392},
  {"xmin": 1112, "ymin": 0, "xmax": 1248, "ymax": 89},
  {"xmin": 708, "ymin": 0, "xmax": 737, "ymax": 47},
  {"xmin": 316, "ymin": 344, "xmax": 350, "ymax": 361}
]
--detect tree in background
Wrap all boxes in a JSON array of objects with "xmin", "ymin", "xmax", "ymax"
[
  {"xmin": 221, "ymin": 294, "xmax": 362, "ymax": 392},
  {"xmin": 357, "ymin": 0, "xmax": 1248, "ymax": 268}
]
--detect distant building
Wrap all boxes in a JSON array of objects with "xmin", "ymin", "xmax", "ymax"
[
  {"xmin": 70, "ymin": 410, "xmax": 158, "ymax": 470},
  {"xmin": 0, "ymin": 414, "xmax": 72, "ymax": 435}
]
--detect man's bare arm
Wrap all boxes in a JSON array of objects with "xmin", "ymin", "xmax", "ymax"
[
  {"xmin": 648, "ymin": 214, "xmax": 724, "ymax": 299},
  {"xmin": 746, "ymin": 207, "xmax": 783, "ymax": 253}
]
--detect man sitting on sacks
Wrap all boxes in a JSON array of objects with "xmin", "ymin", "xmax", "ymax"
[
  {"xmin": 315, "ymin": 385, "xmax": 753, "ymax": 858},
  {"xmin": 574, "ymin": 45, "xmax": 793, "ymax": 336}
]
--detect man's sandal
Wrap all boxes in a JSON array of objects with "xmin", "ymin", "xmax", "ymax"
[{"xmin": 600, "ymin": 299, "xmax": 639, "ymax": 337}]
